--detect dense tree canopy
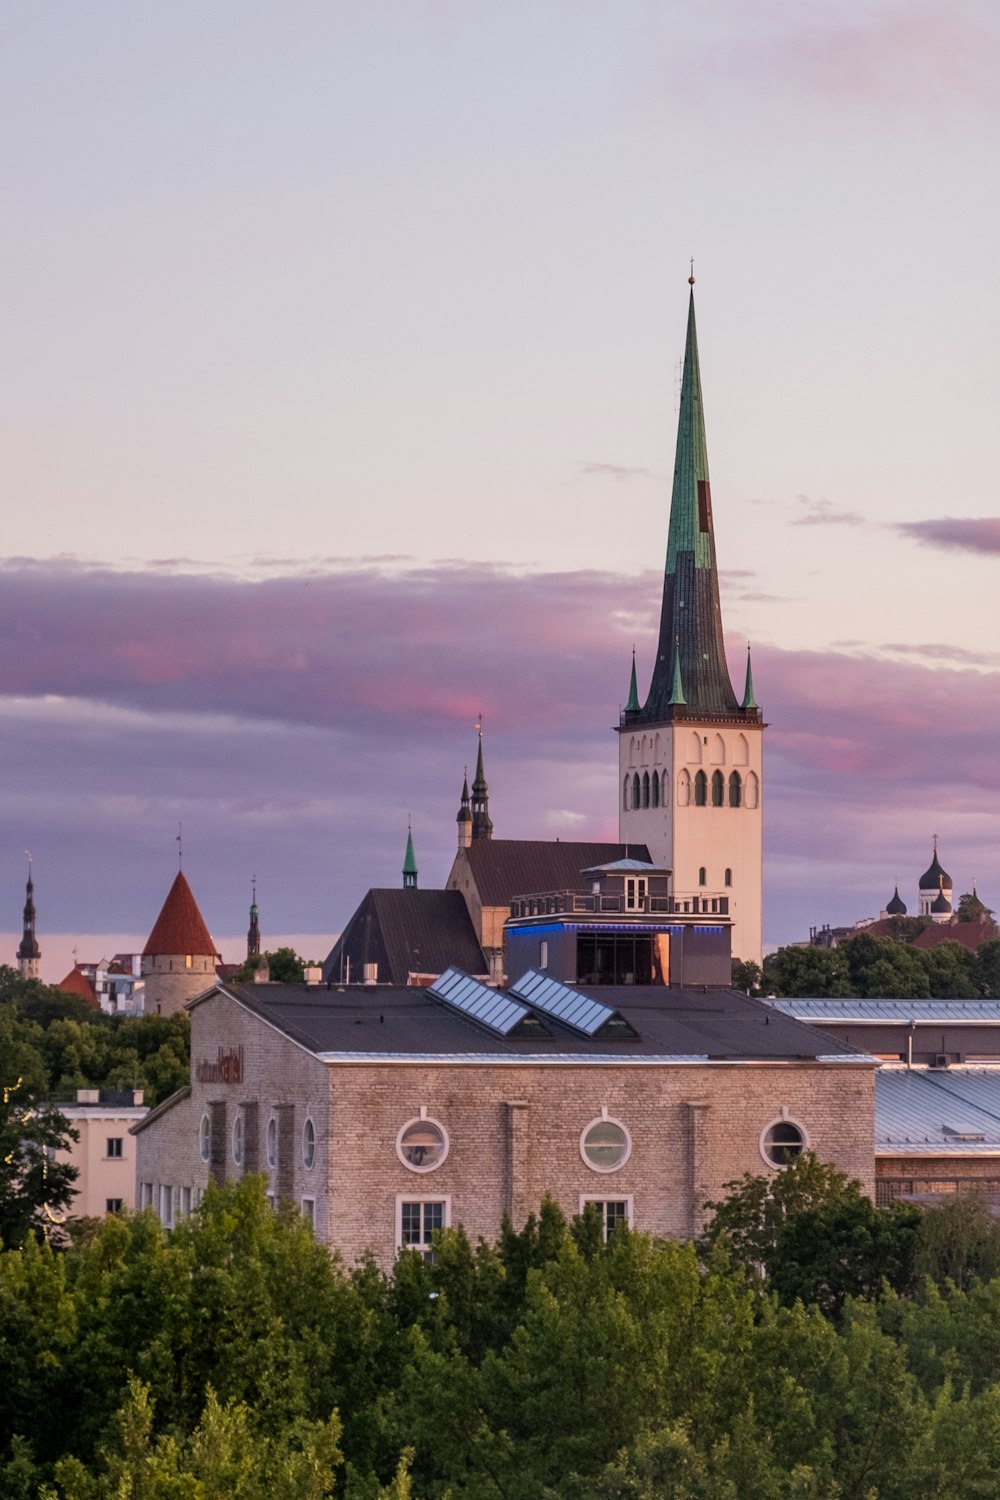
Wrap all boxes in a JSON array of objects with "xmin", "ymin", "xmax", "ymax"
[
  {"xmin": 0, "ymin": 1172, "xmax": 999, "ymax": 1496},
  {"xmin": 761, "ymin": 935, "xmax": 1000, "ymax": 999},
  {"xmin": 0, "ymin": 969, "xmax": 189, "ymax": 1110}
]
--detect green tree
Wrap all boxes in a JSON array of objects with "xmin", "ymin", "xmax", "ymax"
[
  {"xmin": 0, "ymin": 1079, "xmax": 77, "ymax": 1248},
  {"xmin": 760, "ymin": 945, "xmax": 853, "ymax": 998},
  {"xmin": 731, "ymin": 959, "xmax": 762, "ymax": 996},
  {"xmin": 956, "ymin": 890, "xmax": 994, "ymax": 924},
  {"xmin": 840, "ymin": 932, "xmax": 930, "ymax": 999},
  {"xmin": 232, "ymin": 946, "xmax": 309, "ymax": 984},
  {"xmin": 976, "ymin": 939, "xmax": 1000, "ymax": 1000},
  {"xmin": 702, "ymin": 1151, "xmax": 920, "ymax": 1313},
  {"xmin": 922, "ymin": 939, "xmax": 980, "ymax": 999},
  {"xmin": 916, "ymin": 1195, "xmax": 1000, "ymax": 1291},
  {"xmin": 46, "ymin": 1377, "xmax": 344, "ymax": 1500}
]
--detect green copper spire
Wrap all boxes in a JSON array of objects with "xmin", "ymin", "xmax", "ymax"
[
  {"xmin": 639, "ymin": 278, "xmax": 740, "ymax": 720},
  {"xmin": 402, "ymin": 822, "xmax": 418, "ymax": 889},
  {"xmin": 667, "ymin": 641, "xmax": 686, "ymax": 706},
  {"xmin": 625, "ymin": 648, "xmax": 640, "ymax": 713},
  {"xmin": 741, "ymin": 644, "xmax": 758, "ymax": 711}
]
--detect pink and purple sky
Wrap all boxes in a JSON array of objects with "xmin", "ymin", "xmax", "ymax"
[{"xmin": 1, "ymin": 2, "xmax": 998, "ymax": 976}]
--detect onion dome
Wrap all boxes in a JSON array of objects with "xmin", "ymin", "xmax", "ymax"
[
  {"xmin": 919, "ymin": 841, "xmax": 952, "ymax": 893},
  {"xmin": 456, "ymin": 774, "xmax": 472, "ymax": 825},
  {"xmin": 886, "ymin": 886, "xmax": 907, "ymax": 916},
  {"xmin": 931, "ymin": 888, "xmax": 952, "ymax": 914}
]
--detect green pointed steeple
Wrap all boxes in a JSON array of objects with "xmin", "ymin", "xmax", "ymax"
[
  {"xmin": 402, "ymin": 823, "xmax": 418, "ymax": 889},
  {"xmin": 741, "ymin": 644, "xmax": 758, "ymax": 711},
  {"xmin": 625, "ymin": 649, "xmax": 640, "ymax": 713},
  {"xmin": 638, "ymin": 279, "xmax": 741, "ymax": 721},
  {"xmin": 667, "ymin": 642, "xmax": 686, "ymax": 706}
]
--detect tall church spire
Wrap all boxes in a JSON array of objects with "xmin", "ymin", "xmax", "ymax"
[
  {"xmin": 246, "ymin": 876, "xmax": 261, "ymax": 960},
  {"xmin": 471, "ymin": 727, "xmax": 493, "ymax": 841},
  {"xmin": 638, "ymin": 279, "xmax": 745, "ymax": 722},
  {"xmin": 17, "ymin": 854, "xmax": 40, "ymax": 980}
]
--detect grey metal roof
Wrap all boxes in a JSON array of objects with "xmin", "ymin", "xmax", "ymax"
[
  {"xmin": 429, "ymin": 967, "xmax": 531, "ymax": 1037},
  {"xmin": 583, "ymin": 859, "xmax": 660, "ymax": 874},
  {"xmin": 220, "ymin": 978, "xmax": 870, "ymax": 1064},
  {"xmin": 769, "ymin": 998, "xmax": 1000, "ymax": 1023},
  {"xmin": 509, "ymin": 969, "xmax": 617, "ymax": 1037},
  {"xmin": 877, "ymin": 1068, "xmax": 1000, "ymax": 1153}
]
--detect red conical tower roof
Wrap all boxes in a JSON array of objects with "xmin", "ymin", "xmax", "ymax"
[
  {"xmin": 57, "ymin": 966, "xmax": 99, "ymax": 1008},
  {"xmin": 143, "ymin": 872, "xmax": 218, "ymax": 958}
]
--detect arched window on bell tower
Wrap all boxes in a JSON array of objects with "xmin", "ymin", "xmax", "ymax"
[
  {"xmin": 711, "ymin": 770, "xmax": 724, "ymax": 807},
  {"xmin": 694, "ymin": 770, "xmax": 707, "ymax": 806},
  {"xmin": 728, "ymin": 771, "xmax": 742, "ymax": 807}
]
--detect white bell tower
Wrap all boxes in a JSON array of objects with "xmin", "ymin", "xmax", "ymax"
[{"xmin": 617, "ymin": 282, "xmax": 764, "ymax": 965}]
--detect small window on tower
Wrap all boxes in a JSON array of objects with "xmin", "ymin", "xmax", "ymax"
[
  {"xmin": 694, "ymin": 771, "xmax": 707, "ymax": 807},
  {"xmin": 725, "ymin": 868, "xmax": 732, "ymax": 887},
  {"xmin": 698, "ymin": 867, "xmax": 706, "ymax": 886},
  {"xmin": 185, "ymin": 954, "xmax": 193, "ymax": 969},
  {"xmin": 711, "ymin": 770, "xmax": 724, "ymax": 807},
  {"xmin": 651, "ymin": 771, "xmax": 659, "ymax": 807}
]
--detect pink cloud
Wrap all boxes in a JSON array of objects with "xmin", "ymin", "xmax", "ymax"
[
  {"xmin": 0, "ymin": 558, "xmax": 996, "ymax": 951},
  {"xmin": 895, "ymin": 518, "xmax": 1000, "ymax": 557}
]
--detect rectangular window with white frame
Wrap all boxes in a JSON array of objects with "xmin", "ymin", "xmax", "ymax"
[
  {"xmin": 579, "ymin": 1196, "xmax": 633, "ymax": 1241},
  {"xmin": 179, "ymin": 1186, "xmax": 192, "ymax": 1219},
  {"xmin": 140, "ymin": 1182, "xmax": 153, "ymax": 1210},
  {"xmin": 106, "ymin": 1137, "xmax": 123, "ymax": 1159},
  {"xmin": 160, "ymin": 1185, "xmax": 174, "ymax": 1228},
  {"xmin": 396, "ymin": 1196, "xmax": 450, "ymax": 1260},
  {"xmin": 301, "ymin": 1197, "xmax": 315, "ymax": 1230}
]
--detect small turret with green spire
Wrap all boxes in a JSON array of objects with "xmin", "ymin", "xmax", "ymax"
[
  {"xmin": 667, "ymin": 640, "xmax": 686, "ymax": 707},
  {"xmin": 625, "ymin": 648, "xmax": 640, "ymax": 714},
  {"xmin": 741, "ymin": 644, "xmax": 758, "ymax": 711},
  {"xmin": 403, "ymin": 821, "xmax": 418, "ymax": 890}
]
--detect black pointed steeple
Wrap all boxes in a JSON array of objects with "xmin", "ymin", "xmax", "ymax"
[
  {"xmin": 246, "ymin": 876, "xmax": 261, "ymax": 960},
  {"xmin": 17, "ymin": 856, "xmax": 40, "ymax": 975},
  {"xmin": 634, "ymin": 281, "xmax": 753, "ymax": 724},
  {"xmin": 471, "ymin": 728, "xmax": 493, "ymax": 841}
]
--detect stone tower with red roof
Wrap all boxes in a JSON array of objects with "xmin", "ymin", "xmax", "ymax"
[{"xmin": 141, "ymin": 871, "xmax": 219, "ymax": 1017}]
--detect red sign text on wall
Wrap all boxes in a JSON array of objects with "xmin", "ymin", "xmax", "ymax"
[{"xmin": 196, "ymin": 1046, "xmax": 244, "ymax": 1085}]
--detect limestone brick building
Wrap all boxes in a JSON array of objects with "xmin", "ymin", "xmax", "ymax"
[{"xmin": 133, "ymin": 970, "xmax": 875, "ymax": 1265}]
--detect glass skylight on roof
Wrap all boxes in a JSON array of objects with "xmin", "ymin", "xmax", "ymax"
[
  {"xmin": 508, "ymin": 969, "xmax": 620, "ymax": 1038},
  {"xmin": 429, "ymin": 967, "xmax": 531, "ymax": 1037}
]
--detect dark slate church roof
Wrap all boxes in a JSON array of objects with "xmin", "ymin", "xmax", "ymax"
[
  {"xmin": 220, "ymin": 978, "xmax": 871, "ymax": 1065},
  {"xmin": 322, "ymin": 889, "xmax": 488, "ymax": 985},
  {"xmin": 457, "ymin": 841, "xmax": 652, "ymax": 907}
]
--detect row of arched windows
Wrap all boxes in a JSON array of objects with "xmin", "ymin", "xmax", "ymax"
[
  {"xmin": 624, "ymin": 769, "xmax": 759, "ymax": 811},
  {"xmin": 622, "ymin": 771, "xmax": 662, "ymax": 811},
  {"xmin": 698, "ymin": 867, "xmax": 733, "ymax": 887},
  {"xmin": 627, "ymin": 731, "xmax": 752, "ymax": 768}
]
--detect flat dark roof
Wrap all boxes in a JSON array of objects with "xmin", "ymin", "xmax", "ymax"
[{"xmin": 220, "ymin": 980, "xmax": 870, "ymax": 1064}]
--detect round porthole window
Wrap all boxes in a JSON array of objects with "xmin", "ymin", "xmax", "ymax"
[
  {"xmin": 199, "ymin": 1113, "xmax": 210, "ymax": 1162},
  {"xmin": 397, "ymin": 1117, "xmax": 448, "ymax": 1173},
  {"xmin": 232, "ymin": 1115, "xmax": 244, "ymax": 1166},
  {"xmin": 302, "ymin": 1118, "xmax": 316, "ymax": 1170},
  {"xmin": 760, "ymin": 1118, "xmax": 807, "ymax": 1167},
  {"xmin": 266, "ymin": 1116, "xmax": 277, "ymax": 1169},
  {"xmin": 580, "ymin": 1115, "xmax": 631, "ymax": 1173}
]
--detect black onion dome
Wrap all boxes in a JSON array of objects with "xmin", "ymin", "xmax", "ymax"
[
  {"xmin": 919, "ymin": 847, "xmax": 952, "ymax": 891},
  {"xmin": 886, "ymin": 886, "xmax": 907, "ymax": 916},
  {"xmin": 931, "ymin": 888, "xmax": 952, "ymax": 913}
]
